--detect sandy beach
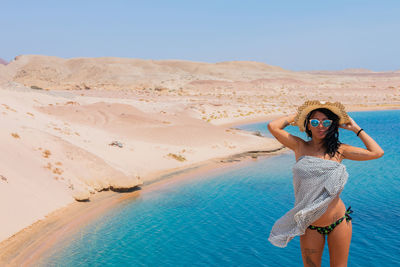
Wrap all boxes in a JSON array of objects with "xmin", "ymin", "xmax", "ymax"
[{"xmin": 1, "ymin": 55, "xmax": 399, "ymax": 265}]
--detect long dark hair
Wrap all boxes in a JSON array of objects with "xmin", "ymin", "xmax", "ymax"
[{"xmin": 304, "ymin": 108, "xmax": 341, "ymax": 158}]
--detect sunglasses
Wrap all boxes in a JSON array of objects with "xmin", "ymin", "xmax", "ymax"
[{"xmin": 309, "ymin": 119, "xmax": 332, "ymax": 128}]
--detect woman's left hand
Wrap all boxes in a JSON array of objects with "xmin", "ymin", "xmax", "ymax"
[{"xmin": 339, "ymin": 117, "xmax": 361, "ymax": 133}]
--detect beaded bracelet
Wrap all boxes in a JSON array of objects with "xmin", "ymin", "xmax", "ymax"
[{"xmin": 357, "ymin": 129, "xmax": 364, "ymax": 136}]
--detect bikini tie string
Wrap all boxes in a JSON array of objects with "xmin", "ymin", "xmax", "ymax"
[{"xmin": 345, "ymin": 206, "xmax": 353, "ymax": 222}]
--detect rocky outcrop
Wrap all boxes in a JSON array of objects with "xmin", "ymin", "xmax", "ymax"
[
  {"xmin": 72, "ymin": 189, "xmax": 91, "ymax": 202},
  {"xmin": 109, "ymin": 175, "xmax": 143, "ymax": 192}
]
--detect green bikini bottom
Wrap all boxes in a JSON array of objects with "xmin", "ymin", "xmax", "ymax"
[{"xmin": 308, "ymin": 206, "xmax": 353, "ymax": 235}]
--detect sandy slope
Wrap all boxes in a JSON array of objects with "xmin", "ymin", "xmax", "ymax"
[{"xmin": 0, "ymin": 83, "xmax": 281, "ymax": 242}]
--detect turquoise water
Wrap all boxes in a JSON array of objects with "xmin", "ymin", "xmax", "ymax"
[{"xmin": 40, "ymin": 110, "xmax": 400, "ymax": 266}]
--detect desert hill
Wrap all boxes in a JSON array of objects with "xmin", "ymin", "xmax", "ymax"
[
  {"xmin": 4, "ymin": 55, "xmax": 286, "ymax": 90},
  {"xmin": 1, "ymin": 55, "xmax": 399, "ymax": 114}
]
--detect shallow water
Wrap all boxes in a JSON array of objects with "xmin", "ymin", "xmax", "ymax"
[{"xmin": 40, "ymin": 110, "xmax": 400, "ymax": 266}]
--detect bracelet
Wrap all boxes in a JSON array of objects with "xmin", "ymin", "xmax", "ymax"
[{"xmin": 356, "ymin": 129, "xmax": 364, "ymax": 136}]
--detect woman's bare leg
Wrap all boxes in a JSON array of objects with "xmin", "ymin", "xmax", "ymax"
[
  {"xmin": 327, "ymin": 220, "xmax": 352, "ymax": 267},
  {"xmin": 300, "ymin": 228, "xmax": 326, "ymax": 267}
]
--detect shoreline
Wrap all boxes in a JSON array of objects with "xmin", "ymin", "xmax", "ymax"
[
  {"xmin": 0, "ymin": 145, "xmax": 287, "ymax": 266},
  {"xmin": 0, "ymin": 106, "xmax": 397, "ymax": 266},
  {"xmin": 218, "ymin": 104, "xmax": 400, "ymax": 128}
]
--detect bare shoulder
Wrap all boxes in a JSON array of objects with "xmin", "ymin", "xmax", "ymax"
[
  {"xmin": 293, "ymin": 135, "xmax": 306, "ymax": 144},
  {"xmin": 293, "ymin": 137, "xmax": 308, "ymax": 155},
  {"xmin": 292, "ymin": 135, "xmax": 307, "ymax": 148},
  {"xmin": 284, "ymin": 133, "xmax": 305, "ymax": 152},
  {"xmin": 337, "ymin": 143, "xmax": 350, "ymax": 161},
  {"xmin": 338, "ymin": 143, "xmax": 350, "ymax": 152}
]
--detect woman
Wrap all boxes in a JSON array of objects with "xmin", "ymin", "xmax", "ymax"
[{"xmin": 267, "ymin": 100, "xmax": 384, "ymax": 267}]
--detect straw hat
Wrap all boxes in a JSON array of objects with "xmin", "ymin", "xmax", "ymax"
[{"xmin": 294, "ymin": 100, "xmax": 351, "ymax": 132}]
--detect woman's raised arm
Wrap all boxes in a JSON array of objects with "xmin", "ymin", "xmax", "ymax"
[
  {"xmin": 340, "ymin": 117, "xmax": 384, "ymax": 161},
  {"xmin": 267, "ymin": 114, "xmax": 302, "ymax": 151}
]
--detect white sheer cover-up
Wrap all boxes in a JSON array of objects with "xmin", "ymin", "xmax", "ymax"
[{"xmin": 268, "ymin": 156, "xmax": 348, "ymax": 248}]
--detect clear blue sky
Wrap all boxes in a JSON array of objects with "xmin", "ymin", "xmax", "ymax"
[{"xmin": 2, "ymin": 0, "xmax": 399, "ymax": 71}]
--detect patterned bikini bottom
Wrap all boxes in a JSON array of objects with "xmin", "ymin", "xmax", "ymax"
[{"xmin": 308, "ymin": 206, "xmax": 353, "ymax": 235}]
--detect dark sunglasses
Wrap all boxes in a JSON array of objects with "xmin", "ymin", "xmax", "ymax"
[{"xmin": 309, "ymin": 119, "xmax": 332, "ymax": 128}]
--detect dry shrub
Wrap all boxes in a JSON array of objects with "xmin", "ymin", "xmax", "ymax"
[
  {"xmin": 53, "ymin": 168, "xmax": 63, "ymax": 175},
  {"xmin": 43, "ymin": 150, "xmax": 51, "ymax": 158},
  {"xmin": 168, "ymin": 153, "xmax": 186, "ymax": 162},
  {"xmin": 44, "ymin": 163, "xmax": 52, "ymax": 169},
  {"xmin": 0, "ymin": 175, "xmax": 7, "ymax": 183}
]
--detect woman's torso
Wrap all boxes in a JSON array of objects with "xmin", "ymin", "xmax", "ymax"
[{"xmin": 295, "ymin": 141, "xmax": 347, "ymax": 226}]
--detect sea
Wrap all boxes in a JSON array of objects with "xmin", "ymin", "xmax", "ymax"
[{"xmin": 39, "ymin": 110, "xmax": 400, "ymax": 266}]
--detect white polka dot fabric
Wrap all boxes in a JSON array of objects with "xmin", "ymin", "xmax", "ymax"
[{"xmin": 268, "ymin": 156, "xmax": 348, "ymax": 248}]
